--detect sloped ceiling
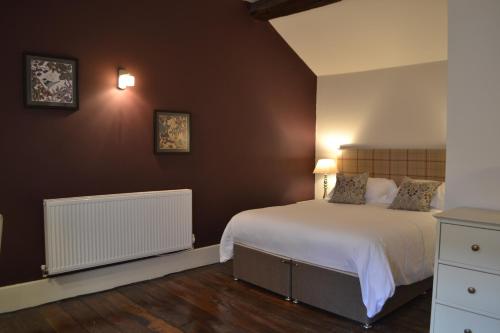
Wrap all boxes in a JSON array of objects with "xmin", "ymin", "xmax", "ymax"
[{"xmin": 247, "ymin": 0, "xmax": 447, "ymax": 76}]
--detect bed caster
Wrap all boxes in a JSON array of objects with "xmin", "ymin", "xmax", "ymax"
[
  {"xmin": 233, "ymin": 277, "xmax": 239, "ymax": 281},
  {"xmin": 362, "ymin": 323, "xmax": 373, "ymax": 329},
  {"xmin": 292, "ymin": 299, "xmax": 299, "ymax": 304},
  {"xmin": 285, "ymin": 296, "xmax": 291, "ymax": 301}
]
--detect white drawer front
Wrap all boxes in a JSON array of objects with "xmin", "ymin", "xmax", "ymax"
[
  {"xmin": 434, "ymin": 304, "xmax": 500, "ymax": 333},
  {"xmin": 437, "ymin": 264, "xmax": 500, "ymax": 317},
  {"xmin": 440, "ymin": 223, "xmax": 500, "ymax": 271}
]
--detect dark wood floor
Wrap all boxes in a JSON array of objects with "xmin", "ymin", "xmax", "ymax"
[{"xmin": 0, "ymin": 262, "xmax": 431, "ymax": 333}]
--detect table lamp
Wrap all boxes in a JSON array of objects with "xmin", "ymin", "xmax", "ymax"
[{"xmin": 313, "ymin": 159, "xmax": 337, "ymax": 199}]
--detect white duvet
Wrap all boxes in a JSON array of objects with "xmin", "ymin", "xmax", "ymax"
[{"xmin": 220, "ymin": 200, "xmax": 438, "ymax": 318}]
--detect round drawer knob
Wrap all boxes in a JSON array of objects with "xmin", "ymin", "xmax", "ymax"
[
  {"xmin": 464, "ymin": 329, "xmax": 472, "ymax": 333},
  {"xmin": 468, "ymin": 287, "xmax": 476, "ymax": 294},
  {"xmin": 471, "ymin": 244, "xmax": 480, "ymax": 252}
]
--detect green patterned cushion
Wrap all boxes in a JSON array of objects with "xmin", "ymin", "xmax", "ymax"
[
  {"xmin": 329, "ymin": 173, "xmax": 368, "ymax": 205},
  {"xmin": 389, "ymin": 177, "xmax": 441, "ymax": 212}
]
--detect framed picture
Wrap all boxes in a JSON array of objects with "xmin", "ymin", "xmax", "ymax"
[
  {"xmin": 154, "ymin": 110, "xmax": 191, "ymax": 154},
  {"xmin": 24, "ymin": 53, "xmax": 79, "ymax": 110}
]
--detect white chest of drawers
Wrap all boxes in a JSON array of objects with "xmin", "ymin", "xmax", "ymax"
[{"xmin": 431, "ymin": 208, "xmax": 500, "ymax": 333}]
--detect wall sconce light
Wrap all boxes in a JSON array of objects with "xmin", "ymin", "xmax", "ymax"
[{"xmin": 117, "ymin": 69, "xmax": 135, "ymax": 90}]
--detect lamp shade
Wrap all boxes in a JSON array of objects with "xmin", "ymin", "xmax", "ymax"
[
  {"xmin": 313, "ymin": 159, "xmax": 337, "ymax": 174},
  {"xmin": 118, "ymin": 69, "xmax": 135, "ymax": 90}
]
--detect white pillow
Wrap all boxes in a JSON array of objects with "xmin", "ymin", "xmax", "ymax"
[
  {"xmin": 380, "ymin": 180, "xmax": 446, "ymax": 209},
  {"xmin": 365, "ymin": 178, "xmax": 398, "ymax": 204},
  {"xmin": 379, "ymin": 187, "xmax": 399, "ymax": 204},
  {"xmin": 431, "ymin": 183, "xmax": 445, "ymax": 210},
  {"xmin": 326, "ymin": 176, "xmax": 398, "ymax": 204},
  {"xmin": 326, "ymin": 177, "xmax": 397, "ymax": 203}
]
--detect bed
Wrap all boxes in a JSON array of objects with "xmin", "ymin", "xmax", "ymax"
[{"xmin": 220, "ymin": 148, "xmax": 446, "ymax": 328}]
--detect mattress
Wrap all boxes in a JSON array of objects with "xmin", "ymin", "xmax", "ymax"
[{"xmin": 220, "ymin": 200, "xmax": 438, "ymax": 317}]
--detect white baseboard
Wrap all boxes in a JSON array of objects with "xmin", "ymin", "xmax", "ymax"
[{"xmin": 0, "ymin": 244, "xmax": 220, "ymax": 314}]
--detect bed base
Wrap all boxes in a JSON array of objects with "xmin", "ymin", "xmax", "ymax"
[
  {"xmin": 233, "ymin": 244, "xmax": 432, "ymax": 328},
  {"xmin": 233, "ymin": 243, "xmax": 292, "ymax": 299}
]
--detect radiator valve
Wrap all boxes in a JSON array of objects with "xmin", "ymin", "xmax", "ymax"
[{"xmin": 41, "ymin": 264, "xmax": 48, "ymax": 278}]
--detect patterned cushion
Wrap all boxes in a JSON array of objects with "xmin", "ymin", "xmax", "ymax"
[
  {"xmin": 329, "ymin": 173, "xmax": 369, "ymax": 205},
  {"xmin": 389, "ymin": 177, "xmax": 441, "ymax": 212}
]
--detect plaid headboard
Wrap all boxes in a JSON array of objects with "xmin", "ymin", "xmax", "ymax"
[{"xmin": 337, "ymin": 148, "xmax": 446, "ymax": 184}]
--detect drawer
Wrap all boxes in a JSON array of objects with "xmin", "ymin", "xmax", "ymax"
[
  {"xmin": 433, "ymin": 304, "xmax": 500, "ymax": 333},
  {"xmin": 291, "ymin": 261, "xmax": 365, "ymax": 322},
  {"xmin": 233, "ymin": 244, "xmax": 291, "ymax": 297},
  {"xmin": 440, "ymin": 223, "xmax": 500, "ymax": 271},
  {"xmin": 437, "ymin": 264, "xmax": 500, "ymax": 317}
]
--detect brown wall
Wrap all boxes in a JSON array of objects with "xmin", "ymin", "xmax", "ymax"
[{"xmin": 0, "ymin": 0, "xmax": 316, "ymax": 287}]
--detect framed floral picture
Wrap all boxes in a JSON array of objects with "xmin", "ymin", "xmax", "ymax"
[
  {"xmin": 24, "ymin": 53, "xmax": 79, "ymax": 110},
  {"xmin": 154, "ymin": 110, "xmax": 191, "ymax": 154}
]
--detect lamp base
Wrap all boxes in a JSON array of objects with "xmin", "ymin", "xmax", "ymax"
[{"xmin": 323, "ymin": 174, "xmax": 328, "ymax": 199}]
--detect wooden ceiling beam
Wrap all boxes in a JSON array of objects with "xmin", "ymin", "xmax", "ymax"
[{"xmin": 249, "ymin": 0, "xmax": 342, "ymax": 21}]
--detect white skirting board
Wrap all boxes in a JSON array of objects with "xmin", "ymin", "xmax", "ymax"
[{"xmin": 0, "ymin": 244, "xmax": 220, "ymax": 314}]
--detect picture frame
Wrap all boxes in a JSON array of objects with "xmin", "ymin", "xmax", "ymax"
[
  {"xmin": 23, "ymin": 53, "xmax": 79, "ymax": 110},
  {"xmin": 154, "ymin": 110, "xmax": 191, "ymax": 154}
]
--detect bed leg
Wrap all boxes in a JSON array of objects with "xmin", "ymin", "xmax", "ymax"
[
  {"xmin": 285, "ymin": 296, "xmax": 291, "ymax": 301},
  {"xmin": 362, "ymin": 323, "xmax": 373, "ymax": 329},
  {"xmin": 292, "ymin": 299, "xmax": 299, "ymax": 304}
]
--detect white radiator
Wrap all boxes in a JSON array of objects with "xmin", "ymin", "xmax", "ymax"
[{"xmin": 43, "ymin": 189, "xmax": 192, "ymax": 276}]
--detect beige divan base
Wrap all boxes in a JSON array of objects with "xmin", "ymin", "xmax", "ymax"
[{"xmin": 233, "ymin": 243, "xmax": 432, "ymax": 328}]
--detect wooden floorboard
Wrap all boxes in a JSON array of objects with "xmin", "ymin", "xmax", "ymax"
[{"xmin": 0, "ymin": 262, "xmax": 432, "ymax": 332}]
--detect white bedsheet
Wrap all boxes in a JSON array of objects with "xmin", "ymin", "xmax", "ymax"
[{"xmin": 220, "ymin": 200, "xmax": 438, "ymax": 318}]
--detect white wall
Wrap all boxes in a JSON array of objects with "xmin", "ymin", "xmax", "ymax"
[
  {"xmin": 446, "ymin": 0, "xmax": 500, "ymax": 210},
  {"xmin": 271, "ymin": 0, "xmax": 447, "ymax": 76},
  {"xmin": 315, "ymin": 62, "xmax": 447, "ymax": 198}
]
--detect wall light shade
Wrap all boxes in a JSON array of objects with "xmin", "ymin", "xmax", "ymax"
[
  {"xmin": 118, "ymin": 69, "xmax": 135, "ymax": 90},
  {"xmin": 313, "ymin": 158, "xmax": 337, "ymax": 174}
]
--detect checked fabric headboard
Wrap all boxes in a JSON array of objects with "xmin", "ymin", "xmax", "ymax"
[{"xmin": 337, "ymin": 148, "xmax": 446, "ymax": 185}]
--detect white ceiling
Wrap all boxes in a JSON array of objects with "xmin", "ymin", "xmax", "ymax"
[{"xmin": 257, "ymin": 0, "xmax": 448, "ymax": 76}]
